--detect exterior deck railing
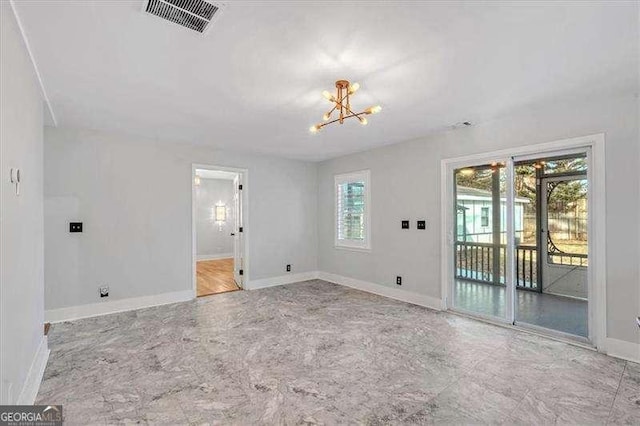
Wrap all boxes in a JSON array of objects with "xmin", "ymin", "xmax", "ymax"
[{"xmin": 454, "ymin": 241, "xmax": 581, "ymax": 291}]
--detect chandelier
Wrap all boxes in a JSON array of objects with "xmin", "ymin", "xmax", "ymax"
[{"xmin": 310, "ymin": 80, "xmax": 381, "ymax": 133}]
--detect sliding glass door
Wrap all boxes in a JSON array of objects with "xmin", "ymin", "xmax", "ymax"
[{"xmin": 450, "ymin": 150, "xmax": 590, "ymax": 342}]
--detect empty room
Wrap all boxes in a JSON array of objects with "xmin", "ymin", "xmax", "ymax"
[{"xmin": 1, "ymin": 1, "xmax": 638, "ymax": 424}]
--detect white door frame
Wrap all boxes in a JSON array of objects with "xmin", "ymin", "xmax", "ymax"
[
  {"xmin": 192, "ymin": 164, "xmax": 249, "ymax": 298},
  {"xmin": 441, "ymin": 133, "xmax": 606, "ymax": 351}
]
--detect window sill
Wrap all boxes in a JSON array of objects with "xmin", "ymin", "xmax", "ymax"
[{"xmin": 334, "ymin": 245, "xmax": 372, "ymax": 253}]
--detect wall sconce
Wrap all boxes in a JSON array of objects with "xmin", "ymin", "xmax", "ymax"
[
  {"xmin": 215, "ymin": 205, "xmax": 226, "ymax": 222},
  {"xmin": 214, "ymin": 203, "xmax": 226, "ymax": 231},
  {"xmin": 194, "ymin": 176, "xmax": 201, "ymax": 186}
]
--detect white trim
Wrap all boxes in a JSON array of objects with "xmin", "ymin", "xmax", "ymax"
[
  {"xmin": 505, "ymin": 157, "xmax": 515, "ymax": 323},
  {"xmin": 440, "ymin": 133, "xmax": 606, "ymax": 350},
  {"xmin": 587, "ymin": 139, "xmax": 607, "ymax": 352},
  {"xmin": 16, "ymin": 336, "xmax": 49, "ymax": 404},
  {"xmin": 605, "ymin": 338, "xmax": 640, "ymax": 364},
  {"xmin": 319, "ymin": 272, "xmax": 443, "ymax": 311},
  {"xmin": 192, "ymin": 164, "xmax": 249, "ymax": 296},
  {"xmin": 44, "ymin": 290, "xmax": 192, "ymax": 323},
  {"xmin": 8, "ymin": 0, "xmax": 57, "ymax": 126},
  {"xmin": 247, "ymin": 271, "xmax": 320, "ymax": 290},
  {"xmin": 441, "ymin": 156, "xmax": 454, "ymax": 311},
  {"xmin": 196, "ymin": 253, "xmax": 233, "ymax": 261},
  {"xmin": 334, "ymin": 169, "xmax": 371, "ymax": 251},
  {"xmin": 441, "ymin": 134, "xmax": 602, "ymax": 168}
]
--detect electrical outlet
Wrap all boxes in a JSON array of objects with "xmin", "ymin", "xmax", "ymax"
[
  {"xmin": 69, "ymin": 222, "xmax": 83, "ymax": 233},
  {"xmin": 396, "ymin": 276, "xmax": 402, "ymax": 285},
  {"xmin": 401, "ymin": 220, "xmax": 409, "ymax": 229},
  {"xmin": 417, "ymin": 220, "xmax": 426, "ymax": 230},
  {"xmin": 99, "ymin": 286, "xmax": 109, "ymax": 298},
  {"xmin": 286, "ymin": 264, "xmax": 291, "ymax": 272}
]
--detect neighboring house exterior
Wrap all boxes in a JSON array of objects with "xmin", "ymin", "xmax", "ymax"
[{"xmin": 456, "ymin": 186, "xmax": 529, "ymax": 244}]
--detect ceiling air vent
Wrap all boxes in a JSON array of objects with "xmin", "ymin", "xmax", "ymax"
[{"xmin": 144, "ymin": 0, "xmax": 223, "ymax": 34}]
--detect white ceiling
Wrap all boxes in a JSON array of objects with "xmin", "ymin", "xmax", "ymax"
[
  {"xmin": 196, "ymin": 169, "xmax": 237, "ymax": 180},
  {"xmin": 14, "ymin": 1, "xmax": 638, "ymax": 161}
]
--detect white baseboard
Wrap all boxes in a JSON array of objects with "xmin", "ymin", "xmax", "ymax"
[
  {"xmin": 247, "ymin": 271, "xmax": 320, "ymax": 290},
  {"xmin": 196, "ymin": 253, "xmax": 233, "ymax": 261},
  {"xmin": 605, "ymin": 338, "xmax": 640, "ymax": 363},
  {"xmin": 318, "ymin": 272, "xmax": 443, "ymax": 311},
  {"xmin": 17, "ymin": 336, "xmax": 49, "ymax": 404},
  {"xmin": 45, "ymin": 290, "xmax": 193, "ymax": 323},
  {"xmin": 196, "ymin": 253, "xmax": 234, "ymax": 261}
]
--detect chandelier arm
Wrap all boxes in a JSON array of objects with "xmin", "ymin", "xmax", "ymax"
[
  {"xmin": 317, "ymin": 116, "xmax": 342, "ymax": 129},
  {"xmin": 346, "ymin": 91, "xmax": 351, "ymax": 115},
  {"xmin": 338, "ymin": 86, "xmax": 344, "ymax": 123},
  {"xmin": 317, "ymin": 112, "xmax": 368, "ymax": 130},
  {"xmin": 343, "ymin": 106, "xmax": 369, "ymax": 123}
]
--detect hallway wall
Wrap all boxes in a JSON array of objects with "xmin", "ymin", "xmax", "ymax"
[{"xmin": 195, "ymin": 178, "xmax": 235, "ymax": 260}]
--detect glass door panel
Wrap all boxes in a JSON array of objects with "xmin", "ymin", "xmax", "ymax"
[
  {"xmin": 453, "ymin": 162, "xmax": 508, "ymax": 320},
  {"xmin": 513, "ymin": 154, "xmax": 588, "ymax": 338}
]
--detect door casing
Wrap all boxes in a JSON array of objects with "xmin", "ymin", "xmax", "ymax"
[{"xmin": 192, "ymin": 164, "xmax": 249, "ymax": 296}]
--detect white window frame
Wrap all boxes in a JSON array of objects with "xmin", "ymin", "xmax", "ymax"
[{"xmin": 334, "ymin": 170, "xmax": 371, "ymax": 251}]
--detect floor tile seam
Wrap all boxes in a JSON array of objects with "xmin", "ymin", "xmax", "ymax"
[{"xmin": 605, "ymin": 361, "xmax": 628, "ymax": 425}]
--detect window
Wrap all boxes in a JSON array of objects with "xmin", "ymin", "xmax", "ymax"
[
  {"xmin": 335, "ymin": 170, "xmax": 370, "ymax": 250},
  {"xmin": 481, "ymin": 207, "xmax": 489, "ymax": 227}
]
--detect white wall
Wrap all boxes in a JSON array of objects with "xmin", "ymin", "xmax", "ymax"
[
  {"xmin": 196, "ymin": 178, "xmax": 235, "ymax": 259},
  {"xmin": 44, "ymin": 127, "xmax": 318, "ymax": 310},
  {"xmin": 0, "ymin": 2, "xmax": 46, "ymax": 403},
  {"xmin": 318, "ymin": 93, "xmax": 639, "ymax": 346}
]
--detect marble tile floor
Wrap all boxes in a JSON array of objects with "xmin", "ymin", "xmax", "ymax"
[{"xmin": 37, "ymin": 280, "xmax": 639, "ymax": 425}]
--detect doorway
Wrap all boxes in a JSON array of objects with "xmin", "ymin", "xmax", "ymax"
[
  {"xmin": 442, "ymin": 135, "xmax": 605, "ymax": 348},
  {"xmin": 192, "ymin": 165, "xmax": 247, "ymax": 297}
]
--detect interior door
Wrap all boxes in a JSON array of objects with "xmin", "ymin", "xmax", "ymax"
[{"xmin": 232, "ymin": 174, "xmax": 243, "ymax": 288}]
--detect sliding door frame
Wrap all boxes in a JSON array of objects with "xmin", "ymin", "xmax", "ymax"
[{"xmin": 441, "ymin": 134, "xmax": 606, "ymax": 350}]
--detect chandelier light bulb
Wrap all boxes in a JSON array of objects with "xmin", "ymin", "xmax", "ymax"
[
  {"xmin": 309, "ymin": 124, "xmax": 320, "ymax": 133},
  {"xmin": 322, "ymin": 90, "xmax": 334, "ymax": 101},
  {"xmin": 323, "ymin": 112, "xmax": 331, "ymax": 121},
  {"xmin": 348, "ymin": 82, "xmax": 360, "ymax": 94},
  {"xmin": 360, "ymin": 117, "xmax": 368, "ymax": 125},
  {"xmin": 369, "ymin": 105, "xmax": 382, "ymax": 114}
]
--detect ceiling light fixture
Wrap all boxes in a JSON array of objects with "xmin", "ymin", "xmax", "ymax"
[{"xmin": 310, "ymin": 80, "xmax": 381, "ymax": 133}]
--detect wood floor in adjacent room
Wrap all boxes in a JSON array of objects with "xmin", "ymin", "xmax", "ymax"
[{"xmin": 196, "ymin": 258, "xmax": 239, "ymax": 297}]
